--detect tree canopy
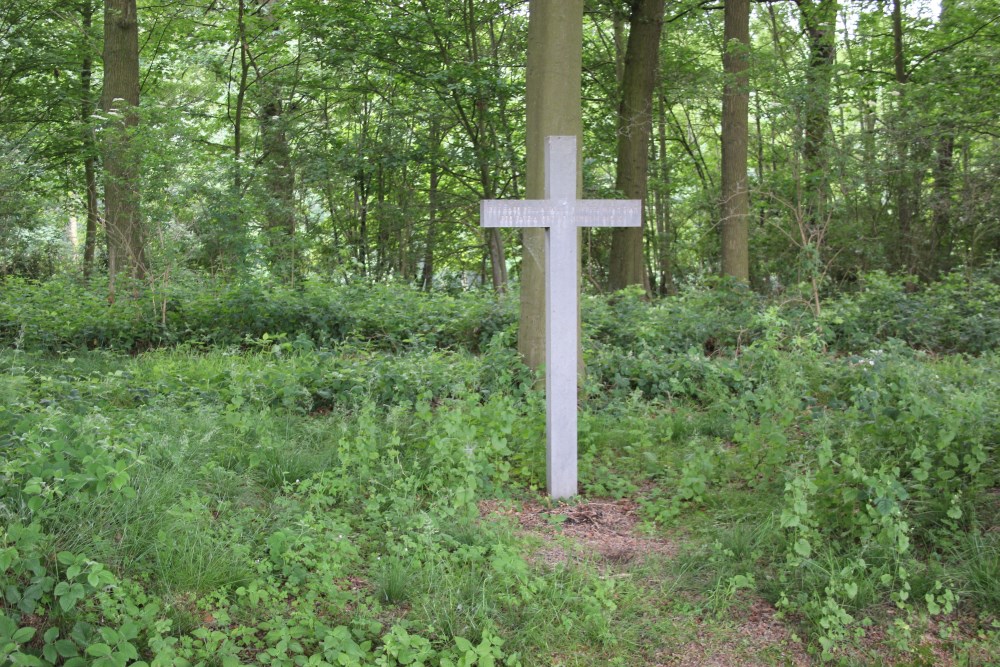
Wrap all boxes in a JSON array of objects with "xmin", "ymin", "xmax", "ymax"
[{"xmin": 1, "ymin": 0, "xmax": 998, "ymax": 291}]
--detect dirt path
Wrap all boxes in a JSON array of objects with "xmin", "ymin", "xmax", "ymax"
[{"xmin": 480, "ymin": 496, "xmax": 815, "ymax": 665}]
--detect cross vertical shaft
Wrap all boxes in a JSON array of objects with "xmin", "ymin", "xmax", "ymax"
[
  {"xmin": 480, "ymin": 136, "xmax": 641, "ymax": 499},
  {"xmin": 544, "ymin": 136, "xmax": 579, "ymax": 498}
]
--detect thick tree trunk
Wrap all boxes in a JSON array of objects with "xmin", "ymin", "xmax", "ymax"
[
  {"xmin": 608, "ymin": 0, "xmax": 665, "ymax": 292},
  {"xmin": 81, "ymin": 0, "xmax": 99, "ymax": 279},
  {"xmin": 101, "ymin": 0, "xmax": 146, "ymax": 288},
  {"xmin": 260, "ymin": 97, "xmax": 296, "ymax": 281},
  {"xmin": 796, "ymin": 0, "xmax": 836, "ymax": 233},
  {"xmin": 521, "ymin": 0, "xmax": 584, "ymax": 372},
  {"xmin": 256, "ymin": 1, "xmax": 296, "ymax": 283},
  {"xmin": 719, "ymin": 0, "xmax": 750, "ymax": 283}
]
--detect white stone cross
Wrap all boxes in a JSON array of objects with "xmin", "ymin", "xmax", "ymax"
[{"xmin": 481, "ymin": 135, "xmax": 641, "ymax": 499}]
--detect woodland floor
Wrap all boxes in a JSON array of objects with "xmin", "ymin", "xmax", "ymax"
[{"xmin": 480, "ymin": 497, "xmax": 997, "ymax": 667}]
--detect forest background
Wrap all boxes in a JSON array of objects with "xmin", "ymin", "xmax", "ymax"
[{"xmin": 1, "ymin": 0, "xmax": 997, "ymax": 291}]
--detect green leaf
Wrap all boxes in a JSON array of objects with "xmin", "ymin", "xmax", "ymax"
[
  {"xmin": 12, "ymin": 627, "xmax": 36, "ymax": 643},
  {"xmin": 55, "ymin": 639, "xmax": 80, "ymax": 658},
  {"xmin": 85, "ymin": 642, "xmax": 113, "ymax": 657},
  {"xmin": 844, "ymin": 582, "xmax": 858, "ymax": 600},
  {"xmin": 793, "ymin": 537, "xmax": 811, "ymax": 558},
  {"xmin": 10, "ymin": 653, "xmax": 45, "ymax": 666}
]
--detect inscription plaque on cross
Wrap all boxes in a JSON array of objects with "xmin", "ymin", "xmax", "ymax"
[{"xmin": 481, "ymin": 135, "xmax": 641, "ymax": 499}]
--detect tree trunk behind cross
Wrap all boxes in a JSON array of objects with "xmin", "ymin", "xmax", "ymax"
[{"xmin": 520, "ymin": 0, "xmax": 584, "ymax": 372}]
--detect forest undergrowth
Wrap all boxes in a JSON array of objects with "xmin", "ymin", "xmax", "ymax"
[{"xmin": 1, "ymin": 269, "xmax": 998, "ymax": 665}]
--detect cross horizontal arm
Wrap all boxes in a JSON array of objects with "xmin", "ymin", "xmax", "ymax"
[
  {"xmin": 573, "ymin": 200, "xmax": 642, "ymax": 228},
  {"xmin": 480, "ymin": 200, "xmax": 565, "ymax": 228},
  {"xmin": 480, "ymin": 199, "xmax": 642, "ymax": 229}
]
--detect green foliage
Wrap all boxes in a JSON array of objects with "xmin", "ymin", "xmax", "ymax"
[
  {"xmin": 0, "ymin": 275, "xmax": 517, "ymax": 354},
  {"xmin": 824, "ymin": 270, "xmax": 1000, "ymax": 354},
  {"xmin": 1, "ymin": 278, "xmax": 998, "ymax": 663}
]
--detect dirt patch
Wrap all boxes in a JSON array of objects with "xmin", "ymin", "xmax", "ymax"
[{"xmin": 479, "ymin": 497, "xmax": 676, "ymax": 567}]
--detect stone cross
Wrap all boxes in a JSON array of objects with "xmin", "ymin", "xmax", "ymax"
[{"xmin": 481, "ymin": 136, "xmax": 641, "ymax": 499}]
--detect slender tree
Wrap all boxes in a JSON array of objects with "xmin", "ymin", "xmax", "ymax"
[
  {"xmin": 889, "ymin": 0, "xmax": 916, "ymax": 272},
  {"xmin": 81, "ymin": 0, "xmax": 100, "ymax": 279},
  {"xmin": 652, "ymin": 83, "xmax": 673, "ymax": 294}
]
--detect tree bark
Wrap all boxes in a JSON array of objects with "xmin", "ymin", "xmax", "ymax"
[
  {"xmin": 608, "ymin": 0, "xmax": 665, "ymax": 292},
  {"xmin": 81, "ymin": 0, "xmax": 99, "ymax": 279},
  {"xmin": 521, "ymin": 0, "xmax": 584, "ymax": 372},
  {"xmin": 256, "ymin": 1, "xmax": 296, "ymax": 283},
  {"xmin": 421, "ymin": 122, "xmax": 441, "ymax": 291},
  {"xmin": 890, "ymin": 0, "xmax": 915, "ymax": 273},
  {"xmin": 795, "ymin": 0, "xmax": 836, "ymax": 233},
  {"xmin": 260, "ymin": 94, "xmax": 296, "ymax": 281},
  {"xmin": 101, "ymin": 0, "xmax": 146, "ymax": 288},
  {"xmin": 719, "ymin": 0, "xmax": 750, "ymax": 283},
  {"xmin": 234, "ymin": 0, "xmax": 249, "ymax": 195},
  {"xmin": 654, "ymin": 84, "xmax": 673, "ymax": 294}
]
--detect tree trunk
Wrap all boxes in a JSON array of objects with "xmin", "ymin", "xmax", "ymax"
[
  {"xmin": 81, "ymin": 0, "xmax": 99, "ymax": 279},
  {"xmin": 608, "ymin": 0, "xmax": 665, "ymax": 292},
  {"xmin": 101, "ymin": 0, "xmax": 146, "ymax": 289},
  {"xmin": 654, "ymin": 84, "xmax": 673, "ymax": 294},
  {"xmin": 421, "ymin": 123, "xmax": 440, "ymax": 291},
  {"xmin": 260, "ymin": 95, "xmax": 296, "ymax": 281},
  {"xmin": 255, "ymin": 0, "xmax": 296, "ymax": 283},
  {"xmin": 487, "ymin": 228, "xmax": 508, "ymax": 292},
  {"xmin": 234, "ymin": 0, "xmax": 249, "ymax": 195},
  {"xmin": 796, "ymin": 0, "xmax": 836, "ymax": 233},
  {"xmin": 890, "ymin": 0, "xmax": 915, "ymax": 273},
  {"xmin": 928, "ymin": 0, "xmax": 956, "ymax": 277},
  {"xmin": 521, "ymin": 0, "xmax": 584, "ymax": 372},
  {"xmin": 719, "ymin": 0, "xmax": 750, "ymax": 283},
  {"xmin": 928, "ymin": 134, "xmax": 954, "ymax": 273}
]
